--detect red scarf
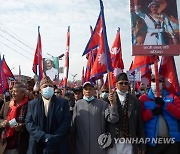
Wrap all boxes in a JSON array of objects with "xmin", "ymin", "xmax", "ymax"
[{"xmin": 6, "ymin": 96, "xmax": 28, "ymax": 137}]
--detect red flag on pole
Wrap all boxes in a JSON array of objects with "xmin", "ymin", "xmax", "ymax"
[
  {"xmin": 130, "ymin": 56, "xmax": 158, "ymax": 72},
  {"xmin": 109, "ymin": 28, "xmax": 124, "ymax": 88},
  {"xmin": 159, "ymin": 56, "xmax": 180, "ymax": 95},
  {"xmin": 129, "ymin": 56, "xmax": 157, "ymax": 90},
  {"xmin": 63, "ymin": 26, "xmax": 70, "ymax": 88},
  {"xmin": 83, "ymin": 0, "xmax": 112, "ymax": 81},
  {"xmin": 1, "ymin": 56, "xmax": 14, "ymax": 79},
  {"xmin": 0, "ymin": 55, "xmax": 10, "ymax": 94},
  {"xmin": 135, "ymin": 66, "xmax": 152, "ymax": 89},
  {"xmin": 32, "ymin": 26, "xmax": 43, "ymax": 82},
  {"xmin": 59, "ymin": 78, "xmax": 64, "ymax": 88},
  {"xmin": 84, "ymin": 26, "xmax": 98, "ymax": 82}
]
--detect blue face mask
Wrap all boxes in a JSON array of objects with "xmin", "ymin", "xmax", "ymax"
[
  {"xmin": 41, "ymin": 87, "xmax": 54, "ymax": 99},
  {"xmin": 116, "ymin": 89, "xmax": 128, "ymax": 95},
  {"xmin": 101, "ymin": 92, "xmax": 109, "ymax": 99},
  {"xmin": 83, "ymin": 96, "xmax": 95, "ymax": 102}
]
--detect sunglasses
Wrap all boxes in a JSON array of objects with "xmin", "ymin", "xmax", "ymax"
[{"xmin": 118, "ymin": 81, "xmax": 129, "ymax": 86}]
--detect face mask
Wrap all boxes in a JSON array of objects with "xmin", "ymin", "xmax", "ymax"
[
  {"xmin": 5, "ymin": 92, "xmax": 10, "ymax": 97},
  {"xmin": 83, "ymin": 96, "xmax": 95, "ymax": 102},
  {"xmin": 151, "ymin": 82, "xmax": 163, "ymax": 94},
  {"xmin": 139, "ymin": 90, "xmax": 145, "ymax": 95},
  {"xmin": 41, "ymin": 87, "xmax": 54, "ymax": 99},
  {"xmin": 101, "ymin": 92, "xmax": 109, "ymax": 99},
  {"xmin": 116, "ymin": 89, "xmax": 128, "ymax": 95}
]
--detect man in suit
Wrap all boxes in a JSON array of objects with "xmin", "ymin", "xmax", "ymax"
[
  {"xmin": 107, "ymin": 72, "xmax": 145, "ymax": 154},
  {"xmin": 25, "ymin": 76, "xmax": 71, "ymax": 154}
]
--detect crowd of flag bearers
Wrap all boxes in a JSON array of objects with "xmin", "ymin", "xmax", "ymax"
[
  {"xmin": 0, "ymin": 72, "xmax": 179, "ymax": 154},
  {"xmin": 0, "ymin": 0, "xmax": 180, "ymax": 153}
]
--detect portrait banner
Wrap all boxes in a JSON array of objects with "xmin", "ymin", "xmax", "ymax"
[
  {"xmin": 130, "ymin": 0, "xmax": 180, "ymax": 55},
  {"xmin": 43, "ymin": 57, "xmax": 59, "ymax": 83}
]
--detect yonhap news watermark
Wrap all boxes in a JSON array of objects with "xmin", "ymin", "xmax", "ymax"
[{"xmin": 114, "ymin": 137, "xmax": 175, "ymax": 144}]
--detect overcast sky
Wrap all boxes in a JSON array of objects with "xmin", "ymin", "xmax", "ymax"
[{"xmin": 0, "ymin": 0, "xmax": 179, "ymax": 81}]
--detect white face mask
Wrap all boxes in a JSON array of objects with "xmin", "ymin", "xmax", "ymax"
[
  {"xmin": 100, "ymin": 92, "xmax": 109, "ymax": 99},
  {"xmin": 151, "ymin": 82, "xmax": 163, "ymax": 94},
  {"xmin": 83, "ymin": 96, "xmax": 95, "ymax": 102},
  {"xmin": 116, "ymin": 89, "xmax": 128, "ymax": 95},
  {"xmin": 41, "ymin": 87, "xmax": 54, "ymax": 99}
]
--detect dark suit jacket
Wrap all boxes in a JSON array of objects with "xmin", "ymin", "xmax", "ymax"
[
  {"xmin": 0, "ymin": 99, "xmax": 4, "ymax": 110},
  {"xmin": 105, "ymin": 93, "xmax": 146, "ymax": 154},
  {"xmin": 25, "ymin": 95, "xmax": 71, "ymax": 154}
]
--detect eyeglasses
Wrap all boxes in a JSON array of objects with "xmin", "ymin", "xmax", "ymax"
[
  {"xmin": 118, "ymin": 81, "xmax": 129, "ymax": 86},
  {"xmin": 54, "ymin": 92, "xmax": 61, "ymax": 94}
]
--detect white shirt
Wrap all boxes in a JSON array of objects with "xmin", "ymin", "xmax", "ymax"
[
  {"xmin": 42, "ymin": 97, "xmax": 51, "ymax": 116},
  {"xmin": 46, "ymin": 67, "xmax": 58, "ymax": 81},
  {"xmin": 116, "ymin": 90, "xmax": 126, "ymax": 107}
]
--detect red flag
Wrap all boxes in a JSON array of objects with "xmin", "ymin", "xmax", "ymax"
[
  {"xmin": 129, "ymin": 56, "xmax": 157, "ymax": 90},
  {"xmin": 130, "ymin": 56, "xmax": 158, "ymax": 72},
  {"xmin": 73, "ymin": 81, "xmax": 77, "ymax": 88},
  {"xmin": 84, "ymin": 49, "xmax": 98, "ymax": 82},
  {"xmin": 32, "ymin": 26, "xmax": 43, "ymax": 82},
  {"xmin": 129, "ymin": 61, "xmax": 133, "ymax": 70},
  {"xmin": 59, "ymin": 78, "xmax": 64, "ymax": 88},
  {"xmin": 136, "ymin": 66, "xmax": 152, "ymax": 89},
  {"xmin": 140, "ymin": 66, "xmax": 152, "ymax": 87},
  {"xmin": 0, "ymin": 73, "xmax": 9, "ymax": 94},
  {"xmin": 84, "ymin": 26, "xmax": 98, "ymax": 82},
  {"xmin": 83, "ymin": 1, "xmax": 112, "ymax": 82},
  {"xmin": 159, "ymin": 56, "xmax": 180, "ymax": 95},
  {"xmin": 8, "ymin": 80, "xmax": 15, "ymax": 90},
  {"xmin": 0, "ymin": 55, "xmax": 9, "ymax": 94},
  {"xmin": 109, "ymin": 28, "xmax": 124, "ymax": 88},
  {"xmin": 85, "ymin": 54, "xmax": 92, "ymax": 82},
  {"xmin": 1, "ymin": 56, "xmax": 14, "ymax": 78},
  {"xmin": 84, "ymin": 24, "xmax": 101, "ymax": 82},
  {"xmin": 82, "ymin": 15, "xmax": 103, "ymax": 56},
  {"xmin": 63, "ymin": 26, "xmax": 70, "ymax": 88},
  {"xmin": 85, "ymin": 25, "xmax": 95, "ymax": 60}
]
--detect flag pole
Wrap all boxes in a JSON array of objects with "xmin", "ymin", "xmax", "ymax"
[
  {"xmin": 100, "ymin": 0, "xmax": 112, "ymax": 92},
  {"xmin": 154, "ymin": 56, "xmax": 160, "ymax": 97},
  {"xmin": 107, "ymin": 70, "xmax": 112, "ymax": 92},
  {"xmin": 37, "ymin": 26, "xmax": 41, "ymax": 82}
]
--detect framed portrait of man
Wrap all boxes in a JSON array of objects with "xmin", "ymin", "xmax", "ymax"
[{"xmin": 43, "ymin": 57, "xmax": 59, "ymax": 82}]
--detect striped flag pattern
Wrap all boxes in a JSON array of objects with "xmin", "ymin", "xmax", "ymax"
[
  {"xmin": 32, "ymin": 26, "xmax": 43, "ymax": 82},
  {"xmin": 63, "ymin": 26, "xmax": 70, "ymax": 88}
]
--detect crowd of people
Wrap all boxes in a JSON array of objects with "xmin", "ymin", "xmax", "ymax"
[{"xmin": 0, "ymin": 72, "xmax": 180, "ymax": 154}]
